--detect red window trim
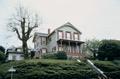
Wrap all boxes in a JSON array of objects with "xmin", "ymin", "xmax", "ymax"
[
  {"xmin": 58, "ymin": 30, "xmax": 64, "ymax": 39},
  {"xmin": 73, "ymin": 32, "xmax": 79, "ymax": 40},
  {"xmin": 66, "ymin": 31, "xmax": 72, "ymax": 39}
]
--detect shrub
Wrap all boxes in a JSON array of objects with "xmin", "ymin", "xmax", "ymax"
[
  {"xmin": 42, "ymin": 51, "xmax": 67, "ymax": 60},
  {"xmin": 42, "ymin": 53, "xmax": 57, "ymax": 59},
  {"xmin": 0, "ymin": 59, "xmax": 120, "ymax": 79},
  {"xmin": 55, "ymin": 51, "xmax": 67, "ymax": 60},
  {"xmin": 97, "ymin": 40, "xmax": 120, "ymax": 60},
  {"xmin": 0, "ymin": 51, "xmax": 6, "ymax": 63}
]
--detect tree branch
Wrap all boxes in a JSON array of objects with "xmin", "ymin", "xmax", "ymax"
[{"xmin": 14, "ymin": 28, "xmax": 22, "ymax": 40}]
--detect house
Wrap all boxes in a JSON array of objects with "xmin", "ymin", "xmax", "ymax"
[
  {"xmin": 33, "ymin": 22, "xmax": 84, "ymax": 59},
  {"xmin": 6, "ymin": 46, "xmax": 32, "ymax": 60}
]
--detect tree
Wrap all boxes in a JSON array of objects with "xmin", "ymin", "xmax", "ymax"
[
  {"xmin": 0, "ymin": 51, "xmax": 5, "ymax": 63},
  {"xmin": 0, "ymin": 46, "xmax": 5, "ymax": 53},
  {"xmin": 8, "ymin": 6, "xmax": 40, "ymax": 58},
  {"xmin": 82, "ymin": 39, "xmax": 101, "ymax": 58},
  {"xmin": 97, "ymin": 40, "xmax": 120, "ymax": 60}
]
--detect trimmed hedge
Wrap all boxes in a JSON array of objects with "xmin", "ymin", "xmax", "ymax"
[
  {"xmin": 42, "ymin": 51, "xmax": 67, "ymax": 60},
  {"xmin": 0, "ymin": 59, "xmax": 120, "ymax": 79}
]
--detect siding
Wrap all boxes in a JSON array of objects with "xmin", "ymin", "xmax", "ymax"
[
  {"xmin": 47, "ymin": 31, "xmax": 57, "ymax": 53},
  {"xmin": 57, "ymin": 26, "xmax": 81, "ymax": 40}
]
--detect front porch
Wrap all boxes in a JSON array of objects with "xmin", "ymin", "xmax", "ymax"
[{"xmin": 57, "ymin": 39, "xmax": 84, "ymax": 58}]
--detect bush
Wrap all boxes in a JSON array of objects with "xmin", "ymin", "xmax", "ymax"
[
  {"xmin": 97, "ymin": 40, "xmax": 120, "ymax": 60},
  {"xmin": 55, "ymin": 51, "xmax": 67, "ymax": 60},
  {"xmin": 0, "ymin": 51, "xmax": 6, "ymax": 63},
  {"xmin": 0, "ymin": 59, "xmax": 120, "ymax": 79},
  {"xmin": 0, "ymin": 59, "xmax": 98, "ymax": 79},
  {"xmin": 42, "ymin": 51, "xmax": 67, "ymax": 60},
  {"xmin": 42, "ymin": 53, "xmax": 57, "ymax": 59}
]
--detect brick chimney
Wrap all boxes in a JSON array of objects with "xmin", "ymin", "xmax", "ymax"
[{"xmin": 48, "ymin": 28, "xmax": 51, "ymax": 35}]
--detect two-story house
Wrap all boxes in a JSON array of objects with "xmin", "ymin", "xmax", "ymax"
[{"xmin": 33, "ymin": 22, "xmax": 84, "ymax": 59}]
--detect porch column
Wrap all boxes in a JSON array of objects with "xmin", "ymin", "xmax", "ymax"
[
  {"xmin": 68, "ymin": 41, "xmax": 70, "ymax": 54},
  {"xmin": 76, "ymin": 42, "xmax": 78, "ymax": 53},
  {"xmin": 60, "ymin": 40, "xmax": 63, "ymax": 51}
]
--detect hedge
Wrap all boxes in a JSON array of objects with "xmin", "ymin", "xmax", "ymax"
[{"xmin": 0, "ymin": 59, "xmax": 120, "ymax": 79}]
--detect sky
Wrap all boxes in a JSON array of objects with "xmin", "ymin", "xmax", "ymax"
[{"xmin": 0, "ymin": 0, "xmax": 120, "ymax": 48}]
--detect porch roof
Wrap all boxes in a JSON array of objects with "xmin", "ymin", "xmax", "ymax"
[{"xmin": 57, "ymin": 39, "xmax": 84, "ymax": 45}]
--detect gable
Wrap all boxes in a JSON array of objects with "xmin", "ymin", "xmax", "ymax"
[{"xmin": 57, "ymin": 22, "xmax": 82, "ymax": 34}]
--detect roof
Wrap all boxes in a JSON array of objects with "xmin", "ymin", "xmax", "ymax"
[
  {"xmin": 33, "ymin": 22, "xmax": 82, "ymax": 41},
  {"xmin": 56, "ymin": 22, "xmax": 82, "ymax": 34},
  {"xmin": 34, "ymin": 32, "xmax": 48, "ymax": 37},
  {"xmin": 33, "ymin": 32, "xmax": 48, "ymax": 42},
  {"xmin": 48, "ymin": 22, "xmax": 82, "ymax": 37}
]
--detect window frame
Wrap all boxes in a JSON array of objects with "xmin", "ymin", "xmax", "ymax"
[
  {"xmin": 66, "ymin": 31, "xmax": 72, "ymax": 40},
  {"xmin": 41, "ymin": 48, "xmax": 47, "ymax": 53},
  {"xmin": 58, "ymin": 30, "xmax": 64, "ymax": 39},
  {"xmin": 73, "ymin": 32, "xmax": 79, "ymax": 40}
]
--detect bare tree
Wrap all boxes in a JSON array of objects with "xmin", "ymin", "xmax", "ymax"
[
  {"xmin": 82, "ymin": 39, "xmax": 101, "ymax": 58},
  {"xmin": 8, "ymin": 6, "xmax": 40, "ymax": 58}
]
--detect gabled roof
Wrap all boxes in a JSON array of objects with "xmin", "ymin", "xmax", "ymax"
[
  {"xmin": 33, "ymin": 32, "xmax": 48, "ymax": 42},
  {"xmin": 48, "ymin": 22, "xmax": 82, "ymax": 37},
  {"xmin": 33, "ymin": 22, "xmax": 82, "ymax": 41},
  {"xmin": 34, "ymin": 32, "xmax": 48, "ymax": 37},
  {"xmin": 56, "ymin": 22, "xmax": 82, "ymax": 34}
]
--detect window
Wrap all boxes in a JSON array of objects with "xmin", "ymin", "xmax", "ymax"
[
  {"xmin": 58, "ymin": 46, "xmax": 63, "ymax": 51},
  {"xmin": 58, "ymin": 31, "xmax": 63, "ymax": 39},
  {"xmin": 41, "ymin": 37, "xmax": 46, "ymax": 45},
  {"xmin": 74, "ymin": 33, "xmax": 79, "ymax": 40},
  {"xmin": 12, "ymin": 55, "xmax": 16, "ymax": 60},
  {"xmin": 66, "ymin": 32, "xmax": 71, "ymax": 39},
  {"xmin": 42, "ymin": 48, "xmax": 47, "ymax": 53},
  {"xmin": 52, "ymin": 47, "xmax": 56, "ymax": 52}
]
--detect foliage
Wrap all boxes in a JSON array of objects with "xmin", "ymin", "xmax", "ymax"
[
  {"xmin": 97, "ymin": 40, "xmax": 120, "ymax": 60},
  {"xmin": 82, "ymin": 39, "xmax": 101, "ymax": 58},
  {"xmin": 30, "ymin": 51, "xmax": 35, "ymax": 59},
  {"xmin": 0, "ymin": 46, "xmax": 5, "ymax": 53},
  {"xmin": 8, "ymin": 6, "xmax": 40, "ymax": 58},
  {"xmin": 42, "ymin": 51, "xmax": 67, "ymax": 60},
  {"xmin": 42, "ymin": 53, "xmax": 57, "ymax": 59},
  {"xmin": 0, "ymin": 59, "xmax": 120, "ymax": 79},
  {"xmin": 0, "ymin": 51, "xmax": 6, "ymax": 63},
  {"xmin": 55, "ymin": 51, "xmax": 67, "ymax": 60}
]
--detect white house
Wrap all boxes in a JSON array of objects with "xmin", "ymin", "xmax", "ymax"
[
  {"xmin": 6, "ymin": 47, "xmax": 24, "ymax": 60},
  {"xmin": 33, "ymin": 22, "xmax": 84, "ymax": 59}
]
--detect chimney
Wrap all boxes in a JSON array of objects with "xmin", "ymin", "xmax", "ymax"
[{"xmin": 48, "ymin": 28, "xmax": 51, "ymax": 35}]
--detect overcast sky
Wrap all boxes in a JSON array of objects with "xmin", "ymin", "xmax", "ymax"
[{"xmin": 0, "ymin": 0, "xmax": 120, "ymax": 48}]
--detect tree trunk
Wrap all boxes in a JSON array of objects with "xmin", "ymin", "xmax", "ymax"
[{"xmin": 22, "ymin": 40, "xmax": 28, "ymax": 59}]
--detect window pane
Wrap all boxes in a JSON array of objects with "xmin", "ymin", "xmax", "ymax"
[
  {"xmin": 59, "ymin": 46, "xmax": 63, "ymax": 51},
  {"xmin": 66, "ymin": 32, "xmax": 71, "ymax": 39},
  {"xmin": 74, "ymin": 34, "xmax": 79, "ymax": 40},
  {"xmin": 42, "ymin": 37, "xmax": 46, "ymax": 45},
  {"xmin": 12, "ymin": 55, "xmax": 16, "ymax": 60},
  {"xmin": 42, "ymin": 49, "xmax": 46, "ymax": 53},
  {"xmin": 59, "ymin": 31, "xmax": 63, "ymax": 39}
]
